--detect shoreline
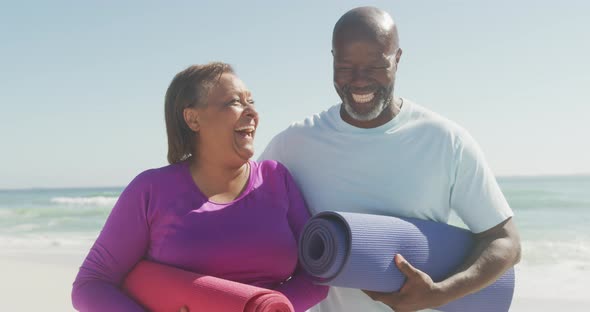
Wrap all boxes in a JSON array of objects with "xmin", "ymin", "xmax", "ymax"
[{"xmin": 2, "ymin": 173, "xmax": 590, "ymax": 191}]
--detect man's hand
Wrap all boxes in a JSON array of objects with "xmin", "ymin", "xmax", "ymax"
[
  {"xmin": 364, "ymin": 218, "xmax": 520, "ymax": 312},
  {"xmin": 363, "ymin": 254, "xmax": 444, "ymax": 312}
]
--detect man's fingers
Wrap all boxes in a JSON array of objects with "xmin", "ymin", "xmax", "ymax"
[
  {"xmin": 362, "ymin": 289, "xmax": 380, "ymax": 300},
  {"xmin": 363, "ymin": 289, "xmax": 404, "ymax": 308},
  {"xmin": 378, "ymin": 291, "xmax": 403, "ymax": 308},
  {"xmin": 395, "ymin": 254, "xmax": 418, "ymax": 277}
]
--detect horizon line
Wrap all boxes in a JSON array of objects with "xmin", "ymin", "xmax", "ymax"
[{"xmin": 1, "ymin": 172, "xmax": 589, "ymax": 191}]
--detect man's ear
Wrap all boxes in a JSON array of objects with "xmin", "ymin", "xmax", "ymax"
[
  {"xmin": 395, "ymin": 48, "xmax": 403, "ymax": 64},
  {"xmin": 183, "ymin": 107, "xmax": 200, "ymax": 132}
]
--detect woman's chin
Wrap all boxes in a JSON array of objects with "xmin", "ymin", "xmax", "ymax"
[{"xmin": 234, "ymin": 146, "xmax": 254, "ymax": 161}]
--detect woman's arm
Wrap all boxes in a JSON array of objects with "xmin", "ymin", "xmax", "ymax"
[
  {"xmin": 274, "ymin": 165, "xmax": 329, "ymax": 312},
  {"xmin": 71, "ymin": 174, "xmax": 152, "ymax": 312}
]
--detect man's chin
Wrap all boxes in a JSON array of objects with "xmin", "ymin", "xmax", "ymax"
[{"xmin": 343, "ymin": 102, "xmax": 382, "ymax": 122}]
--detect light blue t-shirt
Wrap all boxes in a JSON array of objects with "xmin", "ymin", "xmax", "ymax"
[{"xmin": 259, "ymin": 98, "xmax": 513, "ymax": 312}]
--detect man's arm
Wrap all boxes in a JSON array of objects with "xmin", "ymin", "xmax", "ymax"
[
  {"xmin": 364, "ymin": 217, "xmax": 521, "ymax": 312},
  {"xmin": 364, "ymin": 128, "xmax": 521, "ymax": 311}
]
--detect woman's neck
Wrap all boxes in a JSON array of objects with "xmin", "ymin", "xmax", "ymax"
[{"xmin": 189, "ymin": 156, "xmax": 250, "ymax": 203}]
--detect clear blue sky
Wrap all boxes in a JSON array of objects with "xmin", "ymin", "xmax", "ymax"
[{"xmin": 1, "ymin": 0, "xmax": 589, "ymax": 189}]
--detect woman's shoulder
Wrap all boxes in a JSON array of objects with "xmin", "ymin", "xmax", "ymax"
[
  {"xmin": 250, "ymin": 160, "xmax": 293, "ymax": 188},
  {"xmin": 248, "ymin": 160, "xmax": 298, "ymax": 198},
  {"xmin": 252, "ymin": 159, "xmax": 289, "ymax": 175},
  {"xmin": 126, "ymin": 162, "xmax": 188, "ymax": 190}
]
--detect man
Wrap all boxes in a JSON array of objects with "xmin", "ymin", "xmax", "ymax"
[{"xmin": 259, "ymin": 6, "xmax": 521, "ymax": 312}]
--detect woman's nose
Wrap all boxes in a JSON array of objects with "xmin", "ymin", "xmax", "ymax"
[{"xmin": 244, "ymin": 104, "xmax": 258, "ymax": 119}]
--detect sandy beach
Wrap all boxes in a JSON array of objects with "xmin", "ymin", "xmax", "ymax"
[
  {"xmin": 510, "ymin": 264, "xmax": 590, "ymax": 311},
  {"xmin": 511, "ymin": 298, "xmax": 589, "ymax": 311},
  {"xmin": 0, "ymin": 250, "xmax": 85, "ymax": 311},
  {"xmin": 1, "ymin": 249, "xmax": 589, "ymax": 311}
]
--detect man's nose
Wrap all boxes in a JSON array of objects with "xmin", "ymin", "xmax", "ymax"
[{"xmin": 350, "ymin": 68, "xmax": 370, "ymax": 87}]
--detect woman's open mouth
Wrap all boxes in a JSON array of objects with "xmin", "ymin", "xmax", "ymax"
[{"xmin": 234, "ymin": 125, "xmax": 256, "ymax": 139}]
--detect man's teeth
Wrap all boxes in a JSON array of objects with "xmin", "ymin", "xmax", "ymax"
[{"xmin": 351, "ymin": 92, "xmax": 375, "ymax": 103}]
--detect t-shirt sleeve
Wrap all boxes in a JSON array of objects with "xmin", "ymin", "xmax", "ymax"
[
  {"xmin": 450, "ymin": 132, "xmax": 513, "ymax": 233},
  {"xmin": 258, "ymin": 131, "xmax": 286, "ymax": 162},
  {"xmin": 71, "ymin": 173, "xmax": 152, "ymax": 311},
  {"xmin": 274, "ymin": 164, "xmax": 328, "ymax": 312}
]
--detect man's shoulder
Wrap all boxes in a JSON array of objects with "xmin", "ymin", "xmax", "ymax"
[
  {"xmin": 405, "ymin": 99, "xmax": 471, "ymax": 140},
  {"xmin": 259, "ymin": 105, "xmax": 339, "ymax": 162},
  {"xmin": 273, "ymin": 104, "xmax": 340, "ymax": 140},
  {"xmin": 289, "ymin": 104, "xmax": 339, "ymax": 130}
]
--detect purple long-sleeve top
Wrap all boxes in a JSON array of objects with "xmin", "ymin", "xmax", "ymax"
[{"xmin": 72, "ymin": 160, "xmax": 328, "ymax": 312}]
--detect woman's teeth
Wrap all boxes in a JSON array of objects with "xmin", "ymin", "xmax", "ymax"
[
  {"xmin": 235, "ymin": 126, "xmax": 255, "ymax": 137},
  {"xmin": 351, "ymin": 92, "xmax": 375, "ymax": 103},
  {"xmin": 235, "ymin": 126, "xmax": 255, "ymax": 132}
]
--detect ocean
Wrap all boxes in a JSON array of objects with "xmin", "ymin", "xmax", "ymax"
[
  {"xmin": 0, "ymin": 187, "xmax": 120, "ymax": 253},
  {"xmin": 1, "ymin": 176, "xmax": 589, "ymax": 302}
]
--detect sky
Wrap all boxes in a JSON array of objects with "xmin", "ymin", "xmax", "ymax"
[{"xmin": 1, "ymin": 0, "xmax": 589, "ymax": 189}]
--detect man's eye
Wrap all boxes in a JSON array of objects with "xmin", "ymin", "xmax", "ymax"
[{"xmin": 248, "ymin": 99, "xmax": 255, "ymax": 105}]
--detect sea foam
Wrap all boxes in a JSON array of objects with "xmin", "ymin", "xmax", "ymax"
[{"xmin": 50, "ymin": 196, "xmax": 118, "ymax": 206}]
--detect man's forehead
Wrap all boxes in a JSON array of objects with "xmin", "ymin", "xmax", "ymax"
[
  {"xmin": 333, "ymin": 54, "xmax": 395, "ymax": 67},
  {"xmin": 333, "ymin": 39, "xmax": 396, "ymax": 59}
]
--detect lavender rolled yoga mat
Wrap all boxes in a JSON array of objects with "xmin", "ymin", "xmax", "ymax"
[
  {"xmin": 298, "ymin": 211, "xmax": 515, "ymax": 312},
  {"xmin": 123, "ymin": 260, "xmax": 294, "ymax": 312}
]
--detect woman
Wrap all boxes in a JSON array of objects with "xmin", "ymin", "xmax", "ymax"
[{"xmin": 71, "ymin": 63, "xmax": 328, "ymax": 312}]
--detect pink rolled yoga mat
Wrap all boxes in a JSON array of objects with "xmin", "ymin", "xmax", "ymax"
[{"xmin": 123, "ymin": 260, "xmax": 294, "ymax": 312}]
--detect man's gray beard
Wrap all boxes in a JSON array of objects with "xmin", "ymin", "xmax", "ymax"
[{"xmin": 342, "ymin": 92, "xmax": 393, "ymax": 122}]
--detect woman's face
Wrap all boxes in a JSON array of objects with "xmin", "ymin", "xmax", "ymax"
[{"xmin": 194, "ymin": 73, "xmax": 259, "ymax": 163}]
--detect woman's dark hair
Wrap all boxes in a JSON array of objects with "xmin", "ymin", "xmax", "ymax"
[{"xmin": 164, "ymin": 62, "xmax": 234, "ymax": 164}]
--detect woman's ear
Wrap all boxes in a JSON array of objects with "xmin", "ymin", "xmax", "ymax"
[{"xmin": 183, "ymin": 107, "xmax": 200, "ymax": 132}]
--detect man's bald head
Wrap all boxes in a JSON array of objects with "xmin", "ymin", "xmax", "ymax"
[
  {"xmin": 332, "ymin": 6, "xmax": 399, "ymax": 52},
  {"xmin": 331, "ymin": 7, "xmax": 403, "ymax": 128}
]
